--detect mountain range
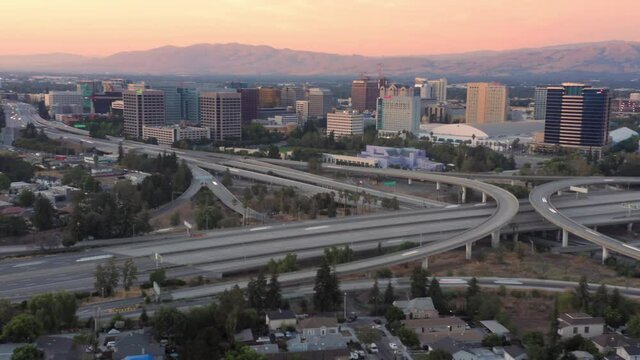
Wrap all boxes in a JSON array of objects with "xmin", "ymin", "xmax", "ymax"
[{"xmin": 1, "ymin": 41, "xmax": 639, "ymax": 78}]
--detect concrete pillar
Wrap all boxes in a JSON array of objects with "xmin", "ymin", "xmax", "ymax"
[
  {"xmin": 628, "ymin": 223, "xmax": 634, "ymax": 233},
  {"xmin": 482, "ymin": 192, "xmax": 487, "ymax": 203},
  {"xmin": 562, "ymin": 229, "xmax": 569, "ymax": 248},
  {"xmin": 557, "ymin": 190, "xmax": 563, "ymax": 196},
  {"xmin": 465, "ymin": 243, "xmax": 472, "ymax": 260},
  {"xmin": 513, "ymin": 233, "xmax": 519, "ymax": 242},
  {"xmin": 461, "ymin": 186, "xmax": 467, "ymax": 204},
  {"xmin": 510, "ymin": 180, "xmax": 515, "ymax": 186},
  {"xmin": 556, "ymin": 230, "xmax": 562, "ymax": 241},
  {"xmin": 602, "ymin": 246, "xmax": 609, "ymax": 263},
  {"xmin": 436, "ymin": 182, "xmax": 441, "ymax": 191},
  {"xmin": 408, "ymin": 178, "xmax": 412, "ymax": 185},
  {"xmin": 421, "ymin": 257, "xmax": 429, "ymax": 270},
  {"xmin": 593, "ymin": 225, "xmax": 598, "ymax": 232},
  {"xmin": 491, "ymin": 230, "xmax": 500, "ymax": 248}
]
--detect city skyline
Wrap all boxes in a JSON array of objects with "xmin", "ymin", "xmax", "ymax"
[{"xmin": 1, "ymin": 0, "xmax": 639, "ymax": 57}]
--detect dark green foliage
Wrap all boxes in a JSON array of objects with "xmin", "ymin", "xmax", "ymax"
[
  {"xmin": 32, "ymin": 195, "xmax": 54, "ymax": 230},
  {"xmin": 410, "ymin": 267, "xmax": 429, "ymax": 298},
  {"xmin": 0, "ymin": 153, "xmax": 33, "ymax": 182},
  {"xmin": 0, "ymin": 215, "xmax": 29, "ymax": 237},
  {"xmin": 1, "ymin": 314, "xmax": 40, "ymax": 342},
  {"xmin": 27, "ymin": 291, "xmax": 77, "ymax": 332},
  {"xmin": 424, "ymin": 349, "xmax": 453, "ymax": 360},
  {"xmin": 313, "ymin": 259, "xmax": 341, "ymax": 312},
  {"xmin": 267, "ymin": 253, "xmax": 297, "ymax": 274},
  {"xmin": 11, "ymin": 344, "xmax": 44, "ymax": 360}
]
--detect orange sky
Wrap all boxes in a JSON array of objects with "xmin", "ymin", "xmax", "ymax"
[{"xmin": 1, "ymin": 0, "xmax": 639, "ymax": 57}]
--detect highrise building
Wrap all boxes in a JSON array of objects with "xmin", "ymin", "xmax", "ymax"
[
  {"xmin": 199, "ymin": 92, "xmax": 242, "ymax": 141},
  {"xmin": 630, "ymin": 93, "xmax": 640, "ymax": 102},
  {"xmin": 534, "ymin": 87, "xmax": 548, "ymax": 120},
  {"xmin": 45, "ymin": 91, "xmax": 84, "ymax": 116},
  {"xmin": 77, "ymin": 80, "xmax": 103, "ymax": 113},
  {"xmin": 152, "ymin": 84, "xmax": 199, "ymax": 124},
  {"xmin": 376, "ymin": 96, "xmax": 421, "ymax": 135},
  {"xmin": 295, "ymin": 100, "xmax": 310, "ymax": 125},
  {"xmin": 102, "ymin": 79, "xmax": 126, "ymax": 92},
  {"xmin": 351, "ymin": 77, "xmax": 379, "ymax": 112},
  {"xmin": 238, "ymin": 88, "xmax": 259, "ymax": 123},
  {"xmin": 327, "ymin": 110, "xmax": 365, "ymax": 137},
  {"xmin": 123, "ymin": 89, "xmax": 165, "ymax": 138},
  {"xmin": 428, "ymin": 78, "xmax": 448, "ymax": 103},
  {"xmin": 465, "ymin": 82, "xmax": 508, "ymax": 124},
  {"xmin": 281, "ymin": 85, "xmax": 305, "ymax": 107},
  {"xmin": 414, "ymin": 78, "xmax": 432, "ymax": 99},
  {"xmin": 307, "ymin": 88, "xmax": 333, "ymax": 119},
  {"xmin": 258, "ymin": 87, "xmax": 281, "ymax": 108},
  {"xmin": 543, "ymin": 83, "xmax": 610, "ymax": 148},
  {"xmin": 379, "ymin": 84, "xmax": 415, "ymax": 98}
]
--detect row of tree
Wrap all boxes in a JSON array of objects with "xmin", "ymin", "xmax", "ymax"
[{"xmin": 94, "ymin": 257, "xmax": 138, "ymax": 297}]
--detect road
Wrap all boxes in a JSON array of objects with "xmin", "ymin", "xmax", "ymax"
[{"xmin": 530, "ymin": 178, "xmax": 640, "ymax": 261}]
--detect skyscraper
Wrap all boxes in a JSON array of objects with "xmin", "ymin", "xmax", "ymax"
[
  {"xmin": 543, "ymin": 83, "xmax": 610, "ymax": 148},
  {"xmin": 428, "ymin": 78, "xmax": 448, "ymax": 103},
  {"xmin": 123, "ymin": 89, "xmax": 165, "ymax": 138},
  {"xmin": 307, "ymin": 88, "xmax": 333, "ymax": 119},
  {"xmin": 351, "ymin": 77, "xmax": 379, "ymax": 112},
  {"xmin": 379, "ymin": 84, "xmax": 415, "ymax": 98},
  {"xmin": 77, "ymin": 80, "xmax": 103, "ymax": 113},
  {"xmin": 280, "ymin": 85, "xmax": 305, "ymax": 107},
  {"xmin": 199, "ymin": 92, "xmax": 242, "ymax": 141},
  {"xmin": 295, "ymin": 100, "xmax": 310, "ymax": 125},
  {"xmin": 258, "ymin": 87, "xmax": 281, "ymax": 108},
  {"xmin": 465, "ymin": 82, "xmax": 508, "ymax": 124},
  {"xmin": 534, "ymin": 87, "xmax": 548, "ymax": 120},
  {"xmin": 152, "ymin": 84, "xmax": 200, "ymax": 124},
  {"xmin": 376, "ymin": 96, "xmax": 421, "ymax": 135},
  {"xmin": 238, "ymin": 88, "xmax": 259, "ymax": 123},
  {"xmin": 327, "ymin": 110, "xmax": 364, "ymax": 137}
]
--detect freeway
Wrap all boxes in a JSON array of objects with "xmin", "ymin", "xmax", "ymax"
[{"xmin": 530, "ymin": 178, "xmax": 640, "ymax": 262}]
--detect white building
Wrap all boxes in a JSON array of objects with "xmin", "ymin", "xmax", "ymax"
[
  {"xmin": 296, "ymin": 100, "xmax": 310, "ymax": 124},
  {"xmin": 45, "ymin": 91, "xmax": 84, "ymax": 116},
  {"xmin": 557, "ymin": 313, "xmax": 604, "ymax": 339},
  {"xmin": 142, "ymin": 125, "xmax": 211, "ymax": 145},
  {"xmin": 428, "ymin": 78, "xmax": 448, "ymax": 103},
  {"xmin": 123, "ymin": 89, "xmax": 165, "ymax": 138},
  {"xmin": 376, "ymin": 96, "xmax": 421, "ymax": 135},
  {"xmin": 327, "ymin": 110, "xmax": 364, "ymax": 137}
]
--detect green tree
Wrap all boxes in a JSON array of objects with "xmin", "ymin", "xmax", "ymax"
[
  {"xmin": 222, "ymin": 168, "xmax": 233, "ymax": 187},
  {"xmin": 313, "ymin": 259, "xmax": 341, "ymax": 312},
  {"xmin": 627, "ymin": 315, "xmax": 640, "ymax": 337},
  {"xmin": 151, "ymin": 307, "xmax": 188, "ymax": 343},
  {"xmin": 0, "ymin": 173, "xmax": 10, "ymax": 190},
  {"xmin": 425, "ymin": 349, "xmax": 453, "ymax": 360},
  {"xmin": 150, "ymin": 268, "xmax": 167, "ymax": 286},
  {"xmin": 410, "ymin": 267, "xmax": 428, "ymax": 298},
  {"xmin": 467, "ymin": 277, "xmax": 480, "ymax": 298},
  {"xmin": 369, "ymin": 279, "xmax": 383, "ymax": 315},
  {"xmin": 27, "ymin": 291, "xmax": 77, "ymax": 332},
  {"xmin": 384, "ymin": 280, "xmax": 395, "ymax": 305},
  {"xmin": 95, "ymin": 258, "xmax": 119, "ymax": 297},
  {"xmin": 397, "ymin": 326, "xmax": 420, "ymax": 348},
  {"xmin": 121, "ymin": 258, "xmax": 138, "ymax": 291},
  {"xmin": 385, "ymin": 305, "xmax": 405, "ymax": 324},
  {"xmin": 265, "ymin": 273, "xmax": 282, "ymax": 310},
  {"xmin": 428, "ymin": 277, "xmax": 447, "ymax": 313},
  {"xmin": 267, "ymin": 145, "xmax": 280, "ymax": 159},
  {"xmin": 247, "ymin": 272, "xmax": 267, "ymax": 312},
  {"xmin": 574, "ymin": 276, "xmax": 590, "ymax": 312},
  {"xmin": 549, "ymin": 295, "xmax": 560, "ymax": 348},
  {"xmin": 170, "ymin": 211, "xmax": 181, "ymax": 226},
  {"xmin": 225, "ymin": 346, "xmax": 266, "ymax": 360},
  {"xmin": 32, "ymin": 195, "xmax": 54, "ymax": 231},
  {"xmin": 18, "ymin": 190, "xmax": 35, "ymax": 207},
  {"xmin": 195, "ymin": 205, "xmax": 224, "ymax": 230},
  {"xmin": 482, "ymin": 333, "xmax": 503, "ymax": 347},
  {"xmin": 11, "ymin": 344, "xmax": 44, "ymax": 360},
  {"xmin": 521, "ymin": 331, "xmax": 545, "ymax": 349},
  {"xmin": 1, "ymin": 314, "xmax": 40, "ymax": 343}
]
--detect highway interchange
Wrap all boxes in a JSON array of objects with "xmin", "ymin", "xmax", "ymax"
[{"xmin": 2, "ymin": 101, "xmax": 640, "ymax": 314}]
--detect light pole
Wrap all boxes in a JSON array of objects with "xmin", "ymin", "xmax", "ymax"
[{"xmin": 343, "ymin": 292, "xmax": 347, "ymax": 320}]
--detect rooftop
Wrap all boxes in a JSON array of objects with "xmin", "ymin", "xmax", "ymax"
[
  {"xmin": 559, "ymin": 313, "xmax": 604, "ymax": 326},
  {"xmin": 298, "ymin": 317, "xmax": 338, "ymax": 329},
  {"xmin": 403, "ymin": 316, "xmax": 466, "ymax": 328},
  {"xmin": 480, "ymin": 320, "xmax": 511, "ymax": 335},
  {"xmin": 267, "ymin": 309, "xmax": 297, "ymax": 321},
  {"xmin": 393, "ymin": 297, "xmax": 436, "ymax": 313}
]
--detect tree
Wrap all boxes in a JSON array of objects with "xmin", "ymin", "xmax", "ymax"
[
  {"xmin": 549, "ymin": 295, "xmax": 560, "ymax": 348},
  {"xmin": 151, "ymin": 307, "xmax": 188, "ymax": 343},
  {"xmin": 170, "ymin": 211, "xmax": 181, "ymax": 226},
  {"xmin": 247, "ymin": 272, "xmax": 267, "ymax": 312},
  {"xmin": 591, "ymin": 284, "xmax": 608, "ymax": 317},
  {"xmin": 27, "ymin": 291, "xmax": 77, "ymax": 332},
  {"xmin": 265, "ymin": 273, "xmax": 282, "ymax": 310},
  {"xmin": 36, "ymin": 101, "xmax": 49, "ymax": 120},
  {"xmin": 482, "ymin": 333, "xmax": 503, "ymax": 347},
  {"xmin": 0, "ymin": 173, "xmax": 10, "ymax": 190},
  {"xmin": 195, "ymin": 205, "xmax": 224, "ymax": 230},
  {"xmin": 410, "ymin": 267, "xmax": 428, "ymax": 298},
  {"xmin": 18, "ymin": 190, "xmax": 35, "ymax": 207},
  {"xmin": 425, "ymin": 349, "xmax": 453, "ymax": 360},
  {"xmin": 11, "ymin": 345, "xmax": 44, "ymax": 360},
  {"xmin": 117, "ymin": 142, "xmax": 125, "ymax": 163},
  {"xmin": 467, "ymin": 277, "xmax": 480, "ymax": 298},
  {"xmin": 1, "ymin": 314, "xmax": 40, "ymax": 343},
  {"xmin": 32, "ymin": 195, "xmax": 54, "ymax": 231},
  {"xmin": 225, "ymin": 346, "xmax": 266, "ymax": 360},
  {"xmin": 428, "ymin": 277, "xmax": 447, "ymax": 313},
  {"xmin": 627, "ymin": 315, "xmax": 640, "ymax": 337},
  {"xmin": 369, "ymin": 279, "xmax": 383, "ymax": 315},
  {"xmin": 385, "ymin": 305, "xmax": 405, "ymax": 324},
  {"xmin": 150, "ymin": 268, "xmax": 167, "ymax": 286},
  {"xmin": 574, "ymin": 276, "xmax": 590, "ymax": 312},
  {"xmin": 267, "ymin": 145, "xmax": 280, "ymax": 159},
  {"xmin": 397, "ymin": 326, "xmax": 420, "ymax": 348},
  {"xmin": 95, "ymin": 258, "xmax": 119, "ymax": 297},
  {"xmin": 222, "ymin": 168, "xmax": 233, "ymax": 187},
  {"xmin": 121, "ymin": 259, "xmax": 138, "ymax": 291},
  {"xmin": 313, "ymin": 259, "xmax": 341, "ymax": 312},
  {"xmin": 521, "ymin": 331, "xmax": 545, "ymax": 349},
  {"xmin": 384, "ymin": 280, "xmax": 395, "ymax": 305}
]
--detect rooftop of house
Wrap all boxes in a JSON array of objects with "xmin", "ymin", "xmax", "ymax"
[
  {"xmin": 403, "ymin": 316, "xmax": 467, "ymax": 328},
  {"xmin": 298, "ymin": 317, "xmax": 339, "ymax": 329},
  {"xmin": 393, "ymin": 297, "xmax": 436, "ymax": 312},
  {"xmin": 267, "ymin": 309, "xmax": 297, "ymax": 321},
  {"xmin": 418, "ymin": 328, "xmax": 485, "ymax": 345},
  {"xmin": 503, "ymin": 345, "xmax": 527, "ymax": 358},
  {"xmin": 558, "ymin": 313, "xmax": 605, "ymax": 327},
  {"xmin": 591, "ymin": 333, "xmax": 630, "ymax": 348}
]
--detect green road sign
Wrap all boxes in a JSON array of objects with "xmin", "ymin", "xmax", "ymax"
[
  {"xmin": 383, "ymin": 181, "xmax": 397, "ymax": 187},
  {"xmin": 74, "ymin": 124, "xmax": 86, "ymax": 128}
]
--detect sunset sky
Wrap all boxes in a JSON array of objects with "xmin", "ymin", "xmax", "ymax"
[{"xmin": 1, "ymin": 0, "xmax": 638, "ymax": 57}]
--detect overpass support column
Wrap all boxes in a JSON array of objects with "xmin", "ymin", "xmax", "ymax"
[
  {"xmin": 593, "ymin": 225, "xmax": 598, "ymax": 232},
  {"xmin": 482, "ymin": 192, "xmax": 487, "ymax": 203},
  {"xmin": 510, "ymin": 180, "xmax": 515, "ymax": 186},
  {"xmin": 602, "ymin": 246, "xmax": 609, "ymax": 263},
  {"xmin": 461, "ymin": 187, "xmax": 467, "ymax": 204},
  {"xmin": 465, "ymin": 243, "xmax": 472, "ymax": 260},
  {"xmin": 557, "ymin": 190, "xmax": 563, "ymax": 196},
  {"xmin": 491, "ymin": 231, "xmax": 500, "ymax": 248},
  {"xmin": 436, "ymin": 182, "xmax": 441, "ymax": 191},
  {"xmin": 628, "ymin": 223, "xmax": 634, "ymax": 233},
  {"xmin": 513, "ymin": 232, "xmax": 519, "ymax": 242},
  {"xmin": 421, "ymin": 257, "xmax": 429, "ymax": 270},
  {"xmin": 562, "ymin": 229, "xmax": 569, "ymax": 248},
  {"xmin": 408, "ymin": 178, "xmax": 412, "ymax": 185}
]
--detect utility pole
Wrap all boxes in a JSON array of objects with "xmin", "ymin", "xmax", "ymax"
[{"xmin": 343, "ymin": 292, "xmax": 347, "ymax": 320}]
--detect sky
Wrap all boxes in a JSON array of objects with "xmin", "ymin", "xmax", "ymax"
[{"xmin": 1, "ymin": 0, "xmax": 639, "ymax": 57}]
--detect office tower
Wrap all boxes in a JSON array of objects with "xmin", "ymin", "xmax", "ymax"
[
  {"xmin": 152, "ymin": 84, "xmax": 200, "ymax": 124},
  {"xmin": 77, "ymin": 80, "xmax": 103, "ymax": 113},
  {"xmin": 296, "ymin": 100, "xmax": 310, "ymax": 124},
  {"xmin": 428, "ymin": 78, "xmax": 448, "ymax": 103},
  {"xmin": 281, "ymin": 85, "xmax": 305, "ymax": 107},
  {"xmin": 199, "ymin": 92, "xmax": 242, "ymax": 141},
  {"xmin": 543, "ymin": 83, "xmax": 610, "ymax": 148},
  {"xmin": 465, "ymin": 82, "xmax": 508, "ymax": 124},
  {"xmin": 123, "ymin": 89, "xmax": 165, "ymax": 138},
  {"xmin": 351, "ymin": 77, "xmax": 379, "ymax": 112},
  {"xmin": 534, "ymin": 86, "xmax": 548, "ymax": 120},
  {"xmin": 238, "ymin": 88, "xmax": 259, "ymax": 123},
  {"xmin": 44, "ymin": 91, "xmax": 84, "ymax": 116},
  {"xmin": 379, "ymin": 84, "xmax": 415, "ymax": 97},
  {"xmin": 102, "ymin": 79, "xmax": 126, "ymax": 92},
  {"xmin": 258, "ymin": 87, "xmax": 281, "ymax": 108},
  {"xmin": 327, "ymin": 110, "xmax": 365, "ymax": 137},
  {"xmin": 307, "ymin": 88, "xmax": 333, "ymax": 119},
  {"xmin": 414, "ymin": 78, "xmax": 432, "ymax": 99},
  {"xmin": 376, "ymin": 96, "xmax": 421, "ymax": 135},
  {"xmin": 127, "ymin": 82, "xmax": 147, "ymax": 91}
]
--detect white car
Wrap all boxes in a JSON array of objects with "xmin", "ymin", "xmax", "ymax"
[{"xmin": 389, "ymin": 342, "xmax": 398, "ymax": 350}]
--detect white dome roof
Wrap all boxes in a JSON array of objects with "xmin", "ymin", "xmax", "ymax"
[{"xmin": 430, "ymin": 124, "xmax": 488, "ymax": 139}]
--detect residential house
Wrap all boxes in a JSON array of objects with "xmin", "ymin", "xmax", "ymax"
[
  {"xmin": 558, "ymin": 313, "xmax": 605, "ymax": 339},
  {"xmin": 571, "ymin": 350, "xmax": 595, "ymax": 360},
  {"xmin": 618, "ymin": 345, "xmax": 640, "ymax": 360},
  {"xmin": 265, "ymin": 348, "xmax": 351, "ymax": 360},
  {"xmin": 112, "ymin": 332, "xmax": 164, "ymax": 360},
  {"xmin": 393, "ymin": 297, "xmax": 439, "ymax": 319},
  {"xmin": 592, "ymin": 334, "xmax": 630, "ymax": 354},
  {"xmin": 503, "ymin": 346, "xmax": 528, "ymax": 360},
  {"xmin": 404, "ymin": 317, "xmax": 467, "ymax": 334},
  {"xmin": 298, "ymin": 317, "xmax": 340, "ymax": 337},
  {"xmin": 266, "ymin": 310, "xmax": 297, "ymax": 331}
]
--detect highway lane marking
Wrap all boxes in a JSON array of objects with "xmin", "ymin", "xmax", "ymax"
[
  {"xmin": 439, "ymin": 278, "xmax": 467, "ymax": 284},
  {"xmin": 76, "ymin": 254, "xmax": 114, "ymax": 262},
  {"xmin": 585, "ymin": 229, "xmax": 600, "ymax": 236},
  {"xmin": 156, "ymin": 228, "xmax": 173, "ymax": 233},
  {"xmin": 548, "ymin": 207, "xmax": 557, "ymax": 214},
  {"xmin": 305, "ymin": 225, "xmax": 329, "ymax": 231},
  {"xmin": 12, "ymin": 260, "xmax": 45, "ymax": 268},
  {"xmin": 493, "ymin": 280, "xmax": 524, "ymax": 285},
  {"xmin": 250, "ymin": 226, "xmax": 272, "ymax": 232},
  {"xmin": 445, "ymin": 205, "xmax": 460, "ymax": 208},
  {"xmin": 230, "ymin": 169, "xmax": 240, "ymax": 173},
  {"xmin": 604, "ymin": 179, "xmax": 615, "ymax": 182},
  {"xmin": 401, "ymin": 250, "xmax": 418, "ymax": 257},
  {"xmin": 473, "ymin": 203, "xmax": 486, "ymax": 207},
  {"xmin": 387, "ymin": 239, "xmax": 403, "ymax": 244}
]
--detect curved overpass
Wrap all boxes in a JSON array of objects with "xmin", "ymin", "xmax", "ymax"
[{"xmin": 530, "ymin": 177, "xmax": 640, "ymax": 262}]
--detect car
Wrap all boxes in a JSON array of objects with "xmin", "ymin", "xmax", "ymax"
[
  {"xmin": 371, "ymin": 324, "xmax": 382, "ymax": 329},
  {"xmin": 373, "ymin": 319, "xmax": 382, "ymax": 325},
  {"xmin": 389, "ymin": 342, "xmax": 398, "ymax": 350},
  {"xmin": 369, "ymin": 343, "xmax": 379, "ymax": 353}
]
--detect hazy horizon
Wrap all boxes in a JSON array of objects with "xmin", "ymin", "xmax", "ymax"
[{"xmin": 1, "ymin": 0, "xmax": 639, "ymax": 57}]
